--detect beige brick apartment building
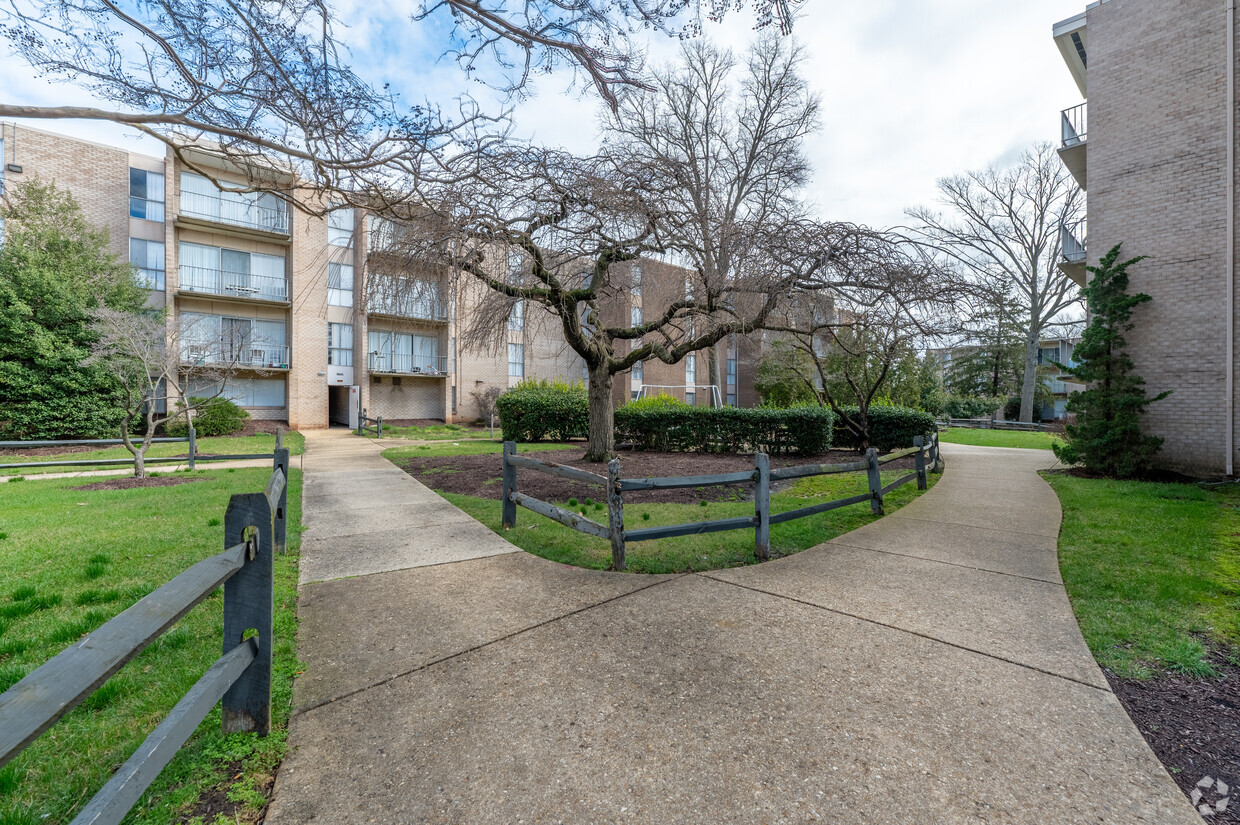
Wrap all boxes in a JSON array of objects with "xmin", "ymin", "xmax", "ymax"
[
  {"xmin": 0, "ymin": 123, "xmax": 759, "ymax": 430},
  {"xmin": 1053, "ymin": 0, "xmax": 1240, "ymax": 476}
]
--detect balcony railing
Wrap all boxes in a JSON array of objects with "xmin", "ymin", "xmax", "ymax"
[
  {"xmin": 181, "ymin": 343, "xmax": 290, "ymax": 369},
  {"xmin": 179, "ymin": 265, "xmax": 289, "ymax": 302},
  {"xmin": 179, "ymin": 189, "xmax": 289, "ymax": 234},
  {"xmin": 1061, "ymin": 102, "xmax": 1087, "ymax": 149},
  {"xmin": 366, "ymin": 294, "xmax": 449, "ymax": 322},
  {"xmin": 368, "ymin": 353, "xmax": 449, "ymax": 376},
  {"xmin": 1061, "ymin": 219, "xmax": 1087, "ymax": 264}
]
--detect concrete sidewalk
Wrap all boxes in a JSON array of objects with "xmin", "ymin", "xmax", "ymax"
[{"xmin": 268, "ymin": 437, "xmax": 1199, "ymax": 824}]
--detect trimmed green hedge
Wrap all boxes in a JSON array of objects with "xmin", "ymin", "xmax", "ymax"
[
  {"xmin": 165, "ymin": 397, "xmax": 250, "ymax": 438},
  {"xmin": 615, "ymin": 404, "xmax": 834, "ymax": 455},
  {"xmin": 943, "ymin": 395, "xmax": 1001, "ymax": 419},
  {"xmin": 496, "ymin": 379, "xmax": 590, "ymax": 442},
  {"xmin": 833, "ymin": 405, "xmax": 936, "ymax": 452}
]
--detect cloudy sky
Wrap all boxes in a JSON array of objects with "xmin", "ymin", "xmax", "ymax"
[{"xmin": 0, "ymin": 0, "xmax": 1086, "ymax": 229}]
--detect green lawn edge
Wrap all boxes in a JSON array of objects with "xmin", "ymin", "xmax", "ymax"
[{"xmin": 938, "ymin": 428, "xmax": 1061, "ymax": 450}]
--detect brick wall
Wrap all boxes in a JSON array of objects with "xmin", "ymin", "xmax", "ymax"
[{"xmin": 1088, "ymin": 0, "xmax": 1239, "ymax": 475}]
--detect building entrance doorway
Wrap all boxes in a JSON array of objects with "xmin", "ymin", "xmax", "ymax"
[{"xmin": 328, "ymin": 386, "xmax": 352, "ymax": 427}]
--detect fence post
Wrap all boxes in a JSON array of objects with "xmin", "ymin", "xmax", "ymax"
[
  {"xmin": 914, "ymin": 436, "xmax": 927, "ymax": 491},
  {"xmin": 377, "ymin": 415, "xmax": 383, "ymax": 437},
  {"xmin": 754, "ymin": 452, "xmax": 771, "ymax": 561},
  {"xmin": 188, "ymin": 426, "xmax": 196, "ymax": 471},
  {"xmin": 272, "ymin": 444, "xmax": 289, "ymax": 555},
  {"xmin": 221, "ymin": 491, "xmax": 274, "ymax": 734},
  {"xmin": 607, "ymin": 457, "xmax": 626, "ymax": 571},
  {"xmin": 501, "ymin": 441, "xmax": 517, "ymax": 529},
  {"xmin": 866, "ymin": 448, "xmax": 884, "ymax": 515}
]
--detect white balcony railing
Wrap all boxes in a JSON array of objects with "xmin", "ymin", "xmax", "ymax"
[
  {"xmin": 368, "ymin": 353, "xmax": 449, "ymax": 375},
  {"xmin": 179, "ymin": 188, "xmax": 289, "ymax": 234},
  {"xmin": 1061, "ymin": 102, "xmax": 1087, "ymax": 149},
  {"xmin": 1061, "ymin": 219, "xmax": 1087, "ymax": 264},
  {"xmin": 181, "ymin": 343, "xmax": 290, "ymax": 369},
  {"xmin": 179, "ymin": 265, "xmax": 289, "ymax": 302},
  {"xmin": 366, "ymin": 293, "xmax": 449, "ymax": 322}
]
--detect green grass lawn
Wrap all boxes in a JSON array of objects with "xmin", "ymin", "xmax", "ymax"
[
  {"xmin": 373, "ymin": 422, "xmax": 498, "ymax": 441},
  {"xmin": 938, "ymin": 427, "xmax": 1061, "ymax": 450},
  {"xmin": 0, "ymin": 467, "xmax": 303, "ymax": 824},
  {"xmin": 382, "ymin": 441, "xmax": 574, "ymax": 459},
  {"xmin": 0, "ymin": 431, "xmax": 305, "ymax": 476},
  {"xmin": 440, "ymin": 469, "xmax": 934, "ymax": 574},
  {"xmin": 1047, "ymin": 473, "xmax": 1240, "ymax": 679}
]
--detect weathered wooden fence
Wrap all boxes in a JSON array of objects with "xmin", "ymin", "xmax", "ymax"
[
  {"xmin": 502, "ymin": 433, "xmax": 940, "ymax": 571},
  {"xmin": 0, "ymin": 446, "xmax": 291, "ymax": 825},
  {"xmin": 942, "ymin": 417, "xmax": 1048, "ymax": 432},
  {"xmin": 0, "ymin": 429, "xmax": 285, "ymax": 472},
  {"xmin": 356, "ymin": 408, "xmax": 383, "ymax": 437}
]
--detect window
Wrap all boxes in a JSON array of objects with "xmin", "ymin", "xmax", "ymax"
[
  {"xmin": 507, "ymin": 249, "xmax": 524, "ymax": 281},
  {"xmin": 188, "ymin": 378, "xmax": 286, "ymax": 407},
  {"xmin": 726, "ymin": 357, "xmax": 737, "ymax": 385},
  {"xmin": 130, "ymin": 168, "xmax": 165, "ymax": 222},
  {"xmin": 508, "ymin": 343, "xmax": 525, "ymax": 377},
  {"xmin": 328, "ymin": 208, "xmax": 354, "ymax": 247},
  {"xmin": 726, "ymin": 393, "xmax": 736, "ymax": 407},
  {"xmin": 632, "ymin": 360, "xmax": 643, "ymax": 383},
  {"xmin": 130, "ymin": 238, "xmax": 165, "ymax": 290},
  {"xmin": 328, "ymin": 262, "xmax": 354, "ymax": 307},
  {"xmin": 1038, "ymin": 346, "xmax": 1060, "ymax": 366},
  {"xmin": 179, "ymin": 314, "xmax": 286, "ymax": 366},
  {"xmin": 328, "ymin": 323, "xmax": 353, "ymax": 366},
  {"xmin": 631, "ymin": 263, "xmax": 643, "ymax": 298},
  {"xmin": 179, "ymin": 172, "xmax": 286, "ymax": 233},
  {"xmin": 179, "ymin": 242, "xmax": 286, "ymax": 301},
  {"xmin": 631, "ymin": 305, "xmax": 642, "ymax": 326},
  {"xmin": 685, "ymin": 353, "xmax": 696, "ymax": 384},
  {"xmin": 686, "ymin": 392, "xmax": 697, "ymax": 406},
  {"xmin": 508, "ymin": 299, "xmax": 525, "ymax": 331}
]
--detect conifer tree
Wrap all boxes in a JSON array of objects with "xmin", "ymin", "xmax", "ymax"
[{"xmin": 1053, "ymin": 244, "xmax": 1170, "ymax": 477}]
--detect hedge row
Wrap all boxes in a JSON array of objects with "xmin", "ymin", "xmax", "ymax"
[
  {"xmin": 495, "ymin": 379, "xmax": 590, "ymax": 442},
  {"xmin": 832, "ymin": 405, "xmax": 937, "ymax": 452},
  {"xmin": 615, "ymin": 403, "xmax": 834, "ymax": 455}
]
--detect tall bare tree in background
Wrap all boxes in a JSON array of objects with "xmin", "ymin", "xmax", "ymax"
[
  {"xmin": 604, "ymin": 36, "xmax": 820, "ymax": 392},
  {"xmin": 908, "ymin": 144, "xmax": 1083, "ymax": 423}
]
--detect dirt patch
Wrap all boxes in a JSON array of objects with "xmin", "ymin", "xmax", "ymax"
[
  {"xmin": 71, "ymin": 476, "xmax": 205, "ymax": 491},
  {"xmin": 1106, "ymin": 653, "xmax": 1239, "ymax": 822},
  {"xmin": 184, "ymin": 760, "xmax": 274, "ymax": 824},
  {"xmin": 385, "ymin": 418, "xmax": 450, "ymax": 428},
  {"xmin": 233, "ymin": 419, "xmax": 291, "ymax": 438},
  {"xmin": 0, "ymin": 443, "xmax": 100, "ymax": 458},
  {"xmin": 393, "ymin": 448, "xmax": 911, "ymax": 506}
]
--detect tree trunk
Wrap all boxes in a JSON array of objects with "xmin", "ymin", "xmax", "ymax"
[
  {"xmin": 707, "ymin": 343, "xmax": 720, "ymax": 405},
  {"xmin": 1019, "ymin": 332, "xmax": 1039, "ymax": 423},
  {"xmin": 584, "ymin": 363, "xmax": 616, "ymax": 462},
  {"xmin": 133, "ymin": 451, "xmax": 146, "ymax": 479}
]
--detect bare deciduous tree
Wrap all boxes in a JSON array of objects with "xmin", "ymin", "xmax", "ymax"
[
  {"xmin": 87, "ymin": 308, "xmax": 253, "ymax": 478},
  {"xmin": 605, "ymin": 35, "xmax": 819, "ymax": 391},
  {"xmin": 908, "ymin": 144, "xmax": 1084, "ymax": 423}
]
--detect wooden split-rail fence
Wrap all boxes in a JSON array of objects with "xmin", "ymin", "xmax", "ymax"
[
  {"xmin": 356, "ymin": 408, "xmax": 383, "ymax": 437},
  {"xmin": 0, "ymin": 428, "xmax": 284, "ymax": 472},
  {"xmin": 0, "ymin": 446, "xmax": 291, "ymax": 825},
  {"xmin": 502, "ymin": 432, "xmax": 940, "ymax": 571},
  {"xmin": 942, "ymin": 418, "xmax": 1048, "ymax": 432}
]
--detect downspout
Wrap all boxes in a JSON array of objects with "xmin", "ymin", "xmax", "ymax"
[{"xmin": 1228, "ymin": 0, "xmax": 1236, "ymax": 476}]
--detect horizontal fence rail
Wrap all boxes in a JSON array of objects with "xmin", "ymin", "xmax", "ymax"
[
  {"xmin": 942, "ymin": 418, "xmax": 1049, "ymax": 432},
  {"xmin": 0, "ymin": 445, "xmax": 290, "ymax": 825},
  {"xmin": 502, "ymin": 432, "xmax": 940, "ymax": 570},
  {"xmin": 356, "ymin": 409, "xmax": 383, "ymax": 437},
  {"xmin": 0, "ymin": 429, "xmax": 282, "ymax": 472}
]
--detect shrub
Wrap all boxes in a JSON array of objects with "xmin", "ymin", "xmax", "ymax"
[
  {"xmin": 614, "ymin": 403, "xmax": 834, "ymax": 455},
  {"xmin": 495, "ymin": 379, "xmax": 589, "ymax": 442},
  {"xmin": 1002, "ymin": 396, "xmax": 1022, "ymax": 422},
  {"xmin": 833, "ymin": 405, "xmax": 935, "ymax": 452},
  {"xmin": 943, "ymin": 395, "xmax": 1001, "ymax": 420},
  {"xmin": 165, "ymin": 396, "xmax": 249, "ymax": 437}
]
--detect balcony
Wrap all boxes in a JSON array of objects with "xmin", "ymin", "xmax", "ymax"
[
  {"xmin": 178, "ymin": 265, "xmax": 289, "ymax": 303},
  {"xmin": 368, "ymin": 353, "xmax": 449, "ymax": 376},
  {"xmin": 1059, "ymin": 219, "xmax": 1087, "ymax": 287},
  {"xmin": 181, "ymin": 342, "xmax": 290, "ymax": 370},
  {"xmin": 366, "ymin": 289, "xmax": 449, "ymax": 323},
  {"xmin": 178, "ymin": 184, "xmax": 289, "ymax": 236},
  {"xmin": 1058, "ymin": 102, "xmax": 1087, "ymax": 189}
]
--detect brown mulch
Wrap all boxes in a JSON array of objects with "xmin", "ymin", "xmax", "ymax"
[
  {"xmin": 393, "ymin": 448, "xmax": 911, "ymax": 505},
  {"xmin": 0, "ymin": 420, "xmax": 290, "ymax": 458},
  {"xmin": 70, "ymin": 476, "xmax": 205, "ymax": 491},
  {"xmin": 385, "ymin": 418, "xmax": 451, "ymax": 428},
  {"xmin": 185, "ymin": 760, "xmax": 274, "ymax": 825},
  {"xmin": 1106, "ymin": 653, "xmax": 1240, "ymax": 822}
]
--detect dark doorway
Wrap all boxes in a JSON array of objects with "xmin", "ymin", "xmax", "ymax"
[{"xmin": 328, "ymin": 386, "xmax": 351, "ymax": 427}]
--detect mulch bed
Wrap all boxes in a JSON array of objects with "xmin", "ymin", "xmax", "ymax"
[
  {"xmin": 0, "ymin": 420, "xmax": 290, "ymax": 459},
  {"xmin": 1106, "ymin": 653, "xmax": 1239, "ymax": 822},
  {"xmin": 70, "ymin": 477, "xmax": 205, "ymax": 491},
  {"xmin": 393, "ymin": 447, "xmax": 910, "ymax": 505}
]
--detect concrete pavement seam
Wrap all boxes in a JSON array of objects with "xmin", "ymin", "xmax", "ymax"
[
  {"xmin": 695, "ymin": 573, "xmax": 1110, "ymax": 693},
  {"xmin": 824, "ymin": 539, "xmax": 1064, "ymax": 586},
  {"xmin": 289, "ymin": 571, "xmax": 692, "ymax": 718},
  {"xmin": 299, "ymin": 548, "xmax": 521, "ymax": 585},
  {"xmin": 886, "ymin": 511, "xmax": 1061, "ymax": 541}
]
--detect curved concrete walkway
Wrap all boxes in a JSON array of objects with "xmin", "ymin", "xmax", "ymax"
[{"xmin": 267, "ymin": 433, "xmax": 1199, "ymax": 824}]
